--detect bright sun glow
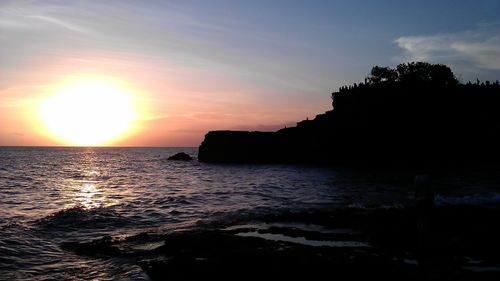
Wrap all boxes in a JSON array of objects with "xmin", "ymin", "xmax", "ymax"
[{"xmin": 40, "ymin": 78, "xmax": 136, "ymax": 146}]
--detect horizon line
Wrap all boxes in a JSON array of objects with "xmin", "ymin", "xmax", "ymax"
[{"xmin": 0, "ymin": 145, "xmax": 199, "ymax": 149}]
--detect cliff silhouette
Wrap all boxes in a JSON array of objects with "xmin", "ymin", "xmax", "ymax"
[{"xmin": 198, "ymin": 62, "xmax": 500, "ymax": 169}]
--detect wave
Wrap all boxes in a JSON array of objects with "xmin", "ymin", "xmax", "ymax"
[
  {"xmin": 67, "ymin": 174, "xmax": 112, "ymax": 182},
  {"xmin": 435, "ymin": 193, "xmax": 500, "ymax": 206},
  {"xmin": 35, "ymin": 205, "xmax": 129, "ymax": 230}
]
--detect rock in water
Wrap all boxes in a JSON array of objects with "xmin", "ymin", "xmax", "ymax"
[{"xmin": 167, "ymin": 152, "xmax": 193, "ymax": 161}]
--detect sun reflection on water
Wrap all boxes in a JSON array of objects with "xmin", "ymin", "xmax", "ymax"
[
  {"xmin": 60, "ymin": 149, "xmax": 121, "ymax": 210},
  {"xmin": 76, "ymin": 181, "xmax": 101, "ymax": 209},
  {"xmin": 69, "ymin": 179, "xmax": 120, "ymax": 210}
]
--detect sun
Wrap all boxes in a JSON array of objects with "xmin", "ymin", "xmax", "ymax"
[{"xmin": 40, "ymin": 78, "xmax": 136, "ymax": 146}]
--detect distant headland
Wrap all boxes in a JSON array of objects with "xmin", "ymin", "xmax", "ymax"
[{"xmin": 198, "ymin": 62, "xmax": 500, "ymax": 169}]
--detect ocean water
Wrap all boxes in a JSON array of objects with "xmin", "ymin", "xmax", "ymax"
[{"xmin": 1, "ymin": 147, "xmax": 499, "ymax": 280}]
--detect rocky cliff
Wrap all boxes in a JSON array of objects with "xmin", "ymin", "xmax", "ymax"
[{"xmin": 198, "ymin": 63, "xmax": 500, "ymax": 169}]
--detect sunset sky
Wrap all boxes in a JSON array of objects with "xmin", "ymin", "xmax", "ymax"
[{"xmin": 1, "ymin": 0, "xmax": 499, "ymax": 146}]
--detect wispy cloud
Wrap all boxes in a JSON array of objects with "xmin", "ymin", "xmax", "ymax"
[
  {"xmin": 395, "ymin": 35, "xmax": 453, "ymax": 62},
  {"xmin": 26, "ymin": 15, "xmax": 89, "ymax": 33},
  {"xmin": 0, "ymin": 0, "xmax": 324, "ymax": 93},
  {"xmin": 0, "ymin": 3, "xmax": 89, "ymax": 33},
  {"xmin": 450, "ymin": 36, "xmax": 500, "ymax": 70},
  {"xmin": 395, "ymin": 25, "xmax": 500, "ymax": 72}
]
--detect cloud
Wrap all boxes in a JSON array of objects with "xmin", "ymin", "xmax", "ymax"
[
  {"xmin": 26, "ymin": 15, "xmax": 89, "ymax": 33},
  {"xmin": 395, "ymin": 25, "xmax": 500, "ymax": 71},
  {"xmin": 0, "ymin": 3, "xmax": 89, "ymax": 33},
  {"xmin": 0, "ymin": 0, "xmax": 327, "ymax": 95},
  {"xmin": 395, "ymin": 35, "xmax": 453, "ymax": 62},
  {"xmin": 450, "ymin": 37, "xmax": 500, "ymax": 70}
]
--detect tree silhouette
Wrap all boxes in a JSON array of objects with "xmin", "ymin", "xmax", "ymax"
[
  {"xmin": 365, "ymin": 62, "xmax": 458, "ymax": 86},
  {"xmin": 396, "ymin": 62, "xmax": 457, "ymax": 86},
  {"xmin": 368, "ymin": 66, "xmax": 398, "ymax": 84}
]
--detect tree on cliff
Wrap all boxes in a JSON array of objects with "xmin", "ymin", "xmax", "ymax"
[
  {"xmin": 366, "ymin": 62, "xmax": 458, "ymax": 86},
  {"xmin": 333, "ymin": 62, "xmax": 459, "ymax": 109},
  {"xmin": 396, "ymin": 62, "xmax": 458, "ymax": 86},
  {"xmin": 368, "ymin": 66, "xmax": 398, "ymax": 84}
]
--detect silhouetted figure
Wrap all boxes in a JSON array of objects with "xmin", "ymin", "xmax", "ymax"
[{"xmin": 414, "ymin": 174, "xmax": 435, "ymax": 278}]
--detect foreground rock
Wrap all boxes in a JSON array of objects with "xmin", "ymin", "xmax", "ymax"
[
  {"xmin": 167, "ymin": 152, "xmax": 193, "ymax": 161},
  {"xmin": 62, "ymin": 205, "xmax": 500, "ymax": 280},
  {"xmin": 140, "ymin": 230, "xmax": 414, "ymax": 280},
  {"xmin": 142, "ymin": 205, "xmax": 500, "ymax": 280}
]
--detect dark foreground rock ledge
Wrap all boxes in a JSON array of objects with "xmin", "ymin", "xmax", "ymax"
[{"xmin": 62, "ymin": 205, "xmax": 500, "ymax": 281}]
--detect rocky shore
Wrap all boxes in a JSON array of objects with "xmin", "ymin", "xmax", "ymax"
[{"xmin": 63, "ymin": 204, "xmax": 500, "ymax": 280}]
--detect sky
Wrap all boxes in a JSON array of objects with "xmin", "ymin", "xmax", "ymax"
[{"xmin": 1, "ymin": 0, "xmax": 499, "ymax": 146}]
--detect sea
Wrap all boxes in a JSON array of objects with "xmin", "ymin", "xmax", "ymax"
[{"xmin": 1, "ymin": 147, "xmax": 499, "ymax": 280}]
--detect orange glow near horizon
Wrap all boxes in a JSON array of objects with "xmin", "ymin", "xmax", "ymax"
[
  {"xmin": 1, "ymin": 54, "xmax": 330, "ymax": 147},
  {"xmin": 38, "ymin": 77, "xmax": 140, "ymax": 146}
]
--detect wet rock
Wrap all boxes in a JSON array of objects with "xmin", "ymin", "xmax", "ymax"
[
  {"xmin": 141, "ymin": 230, "xmax": 414, "ymax": 280},
  {"xmin": 61, "ymin": 205, "xmax": 500, "ymax": 280},
  {"xmin": 142, "ymin": 205, "xmax": 500, "ymax": 280},
  {"xmin": 62, "ymin": 235, "xmax": 120, "ymax": 257}
]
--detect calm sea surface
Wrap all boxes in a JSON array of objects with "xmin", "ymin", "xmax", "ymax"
[{"xmin": 1, "ymin": 147, "xmax": 499, "ymax": 280}]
